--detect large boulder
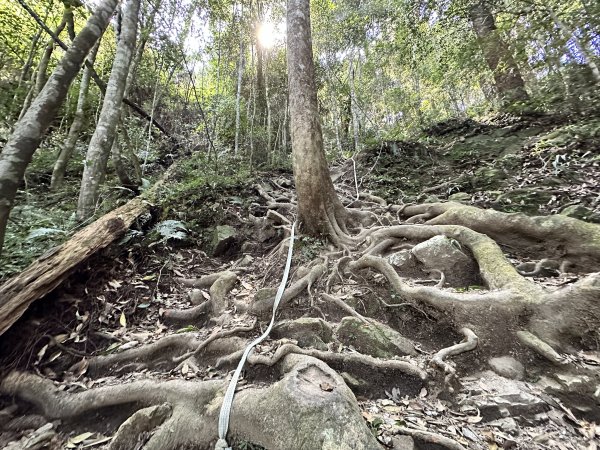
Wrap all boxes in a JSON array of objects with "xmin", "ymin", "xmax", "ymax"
[
  {"xmin": 335, "ymin": 317, "xmax": 416, "ymax": 358},
  {"xmin": 209, "ymin": 225, "xmax": 237, "ymax": 256},
  {"xmin": 411, "ymin": 235, "xmax": 479, "ymax": 286},
  {"xmin": 272, "ymin": 318, "xmax": 333, "ymax": 351}
]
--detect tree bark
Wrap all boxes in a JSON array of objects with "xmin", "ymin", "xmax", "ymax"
[
  {"xmin": 77, "ymin": 0, "xmax": 140, "ymax": 221},
  {"xmin": 0, "ymin": 0, "xmax": 119, "ymax": 257},
  {"xmin": 469, "ymin": 1, "xmax": 529, "ymax": 106},
  {"xmin": 234, "ymin": 37, "xmax": 245, "ymax": 155},
  {"xmin": 287, "ymin": 0, "xmax": 346, "ymax": 236},
  {"xmin": 349, "ymin": 56, "xmax": 360, "ymax": 153},
  {"xmin": 51, "ymin": 42, "xmax": 100, "ymax": 191}
]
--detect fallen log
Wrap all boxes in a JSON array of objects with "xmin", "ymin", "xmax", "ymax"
[{"xmin": 0, "ymin": 167, "xmax": 174, "ymax": 336}]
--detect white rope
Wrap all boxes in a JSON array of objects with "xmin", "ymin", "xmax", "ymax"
[
  {"xmin": 215, "ymin": 222, "xmax": 296, "ymax": 450},
  {"xmin": 351, "ymin": 157, "xmax": 360, "ymax": 201}
]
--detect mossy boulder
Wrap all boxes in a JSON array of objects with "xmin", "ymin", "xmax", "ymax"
[
  {"xmin": 210, "ymin": 225, "xmax": 237, "ymax": 256},
  {"xmin": 411, "ymin": 235, "xmax": 479, "ymax": 286},
  {"xmin": 448, "ymin": 192, "xmax": 472, "ymax": 203},
  {"xmin": 494, "ymin": 188, "xmax": 555, "ymax": 214},
  {"xmin": 272, "ymin": 318, "xmax": 333, "ymax": 350},
  {"xmin": 560, "ymin": 205, "xmax": 600, "ymax": 224},
  {"xmin": 335, "ymin": 317, "xmax": 416, "ymax": 358}
]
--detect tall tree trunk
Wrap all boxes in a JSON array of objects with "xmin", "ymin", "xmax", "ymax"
[
  {"xmin": 110, "ymin": 0, "xmax": 161, "ymax": 189},
  {"xmin": 349, "ymin": 56, "xmax": 360, "ymax": 153},
  {"xmin": 0, "ymin": 0, "xmax": 119, "ymax": 256},
  {"xmin": 51, "ymin": 42, "xmax": 100, "ymax": 191},
  {"xmin": 253, "ymin": 2, "xmax": 269, "ymax": 165},
  {"xmin": 234, "ymin": 38, "xmax": 245, "ymax": 155},
  {"xmin": 287, "ymin": 0, "xmax": 346, "ymax": 236},
  {"xmin": 469, "ymin": 1, "xmax": 529, "ymax": 106},
  {"xmin": 77, "ymin": 0, "xmax": 140, "ymax": 221}
]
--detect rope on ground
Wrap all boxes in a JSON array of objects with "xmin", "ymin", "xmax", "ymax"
[{"xmin": 215, "ymin": 222, "xmax": 296, "ymax": 450}]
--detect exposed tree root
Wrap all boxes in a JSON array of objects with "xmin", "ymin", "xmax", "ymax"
[
  {"xmin": 431, "ymin": 328, "xmax": 478, "ymax": 391},
  {"xmin": 216, "ymin": 342, "xmax": 427, "ymax": 382},
  {"xmin": 2, "ymin": 354, "xmax": 383, "ymax": 450},
  {"xmin": 87, "ymin": 322, "xmax": 256, "ymax": 376},
  {"xmin": 250, "ymin": 263, "xmax": 326, "ymax": 314},
  {"xmin": 401, "ymin": 202, "xmax": 600, "ymax": 269},
  {"xmin": 395, "ymin": 427, "xmax": 467, "ymax": 450},
  {"xmin": 516, "ymin": 330, "xmax": 566, "ymax": 365},
  {"xmin": 165, "ymin": 270, "xmax": 238, "ymax": 322},
  {"xmin": 172, "ymin": 320, "xmax": 257, "ymax": 366},
  {"xmin": 321, "ymin": 293, "xmax": 370, "ymax": 324},
  {"xmin": 5, "ymin": 188, "xmax": 600, "ymax": 449}
]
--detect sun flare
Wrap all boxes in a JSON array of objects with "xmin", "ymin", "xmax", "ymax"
[{"xmin": 257, "ymin": 22, "xmax": 276, "ymax": 49}]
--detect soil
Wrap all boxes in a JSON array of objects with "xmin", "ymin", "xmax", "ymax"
[{"xmin": 1, "ymin": 113, "xmax": 599, "ymax": 450}]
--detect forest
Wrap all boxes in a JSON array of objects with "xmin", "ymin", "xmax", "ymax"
[{"xmin": 0, "ymin": 0, "xmax": 599, "ymax": 448}]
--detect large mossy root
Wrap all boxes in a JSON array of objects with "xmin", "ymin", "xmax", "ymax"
[
  {"xmin": 3, "ymin": 192, "xmax": 600, "ymax": 449},
  {"xmin": 1, "ymin": 354, "xmax": 381, "ymax": 450}
]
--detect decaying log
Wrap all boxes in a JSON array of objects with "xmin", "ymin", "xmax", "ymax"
[{"xmin": 0, "ymin": 167, "xmax": 175, "ymax": 336}]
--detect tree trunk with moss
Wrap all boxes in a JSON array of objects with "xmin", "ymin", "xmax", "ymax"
[
  {"xmin": 77, "ymin": 0, "xmax": 140, "ymax": 221},
  {"xmin": 287, "ymin": 0, "xmax": 347, "ymax": 236},
  {"xmin": 469, "ymin": 1, "xmax": 529, "ymax": 106},
  {"xmin": 51, "ymin": 42, "xmax": 100, "ymax": 191},
  {"xmin": 0, "ymin": 0, "xmax": 119, "ymax": 257}
]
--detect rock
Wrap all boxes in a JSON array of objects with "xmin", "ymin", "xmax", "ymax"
[
  {"xmin": 235, "ymin": 254, "xmax": 254, "ymax": 268},
  {"xmin": 109, "ymin": 403, "xmax": 172, "ymax": 450},
  {"xmin": 340, "ymin": 372, "xmax": 368, "ymax": 390},
  {"xmin": 423, "ymin": 194, "xmax": 440, "ymax": 203},
  {"xmin": 448, "ymin": 192, "xmax": 471, "ymax": 203},
  {"xmin": 391, "ymin": 435, "xmax": 415, "ymax": 450},
  {"xmin": 411, "ymin": 235, "xmax": 478, "ymax": 286},
  {"xmin": 488, "ymin": 356, "xmax": 525, "ymax": 380},
  {"xmin": 240, "ymin": 241, "xmax": 256, "ymax": 253},
  {"xmin": 538, "ymin": 372, "xmax": 600, "ymax": 421},
  {"xmin": 189, "ymin": 289, "xmax": 205, "ymax": 305},
  {"xmin": 464, "ymin": 371, "xmax": 548, "ymax": 421},
  {"xmin": 473, "ymin": 166, "xmax": 506, "ymax": 188},
  {"xmin": 335, "ymin": 317, "xmax": 416, "ymax": 358},
  {"xmin": 488, "ymin": 417, "xmax": 519, "ymax": 434},
  {"xmin": 210, "ymin": 225, "xmax": 237, "ymax": 256},
  {"xmin": 272, "ymin": 318, "xmax": 333, "ymax": 350},
  {"xmin": 387, "ymin": 250, "xmax": 412, "ymax": 268},
  {"xmin": 411, "ymin": 235, "xmax": 471, "ymax": 269},
  {"xmin": 494, "ymin": 188, "xmax": 554, "ymax": 214},
  {"xmin": 560, "ymin": 205, "xmax": 600, "ymax": 223}
]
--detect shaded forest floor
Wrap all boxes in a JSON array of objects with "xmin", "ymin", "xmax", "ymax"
[{"xmin": 1, "ymin": 112, "xmax": 600, "ymax": 449}]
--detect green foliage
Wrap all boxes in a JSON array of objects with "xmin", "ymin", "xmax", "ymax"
[
  {"xmin": 234, "ymin": 441, "xmax": 266, "ymax": 450},
  {"xmin": 296, "ymin": 235, "xmax": 325, "ymax": 262},
  {"xmin": 151, "ymin": 219, "xmax": 188, "ymax": 243}
]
